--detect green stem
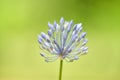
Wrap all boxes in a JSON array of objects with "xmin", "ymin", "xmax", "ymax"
[{"xmin": 59, "ymin": 60, "xmax": 63, "ymax": 80}]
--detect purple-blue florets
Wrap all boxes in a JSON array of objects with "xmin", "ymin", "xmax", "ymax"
[{"xmin": 38, "ymin": 17, "xmax": 88, "ymax": 62}]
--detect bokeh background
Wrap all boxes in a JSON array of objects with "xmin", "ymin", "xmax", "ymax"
[{"xmin": 0, "ymin": 0, "xmax": 120, "ymax": 80}]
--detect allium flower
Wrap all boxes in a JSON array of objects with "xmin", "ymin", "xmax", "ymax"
[{"xmin": 38, "ymin": 17, "xmax": 88, "ymax": 62}]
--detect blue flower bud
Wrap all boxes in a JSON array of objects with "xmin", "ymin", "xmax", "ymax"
[
  {"xmin": 72, "ymin": 34, "xmax": 78, "ymax": 42},
  {"xmin": 48, "ymin": 22, "xmax": 55, "ymax": 32},
  {"xmin": 60, "ymin": 17, "xmax": 64, "ymax": 31},
  {"xmin": 41, "ymin": 32, "xmax": 46, "ymax": 39},
  {"xmin": 41, "ymin": 32, "xmax": 51, "ymax": 43},
  {"xmin": 77, "ymin": 32, "xmax": 86, "ymax": 42},
  {"xmin": 67, "ymin": 20, "xmax": 73, "ymax": 32},
  {"xmin": 40, "ymin": 53, "xmax": 45, "ymax": 57},
  {"xmin": 48, "ymin": 30, "xmax": 52, "ymax": 37},
  {"xmin": 81, "ymin": 32, "xmax": 86, "ymax": 38},
  {"xmin": 82, "ymin": 39, "xmax": 88, "ymax": 46},
  {"xmin": 60, "ymin": 17, "xmax": 64, "ymax": 25},
  {"xmin": 82, "ymin": 47, "xmax": 88, "ymax": 52},
  {"xmin": 74, "ymin": 56, "xmax": 79, "ymax": 60},
  {"xmin": 54, "ymin": 21, "xmax": 57, "ymax": 29},
  {"xmin": 63, "ymin": 32, "xmax": 67, "ymax": 41},
  {"xmin": 44, "ymin": 42, "xmax": 50, "ymax": 48},
  {"xmin": 76, "ymin": 23, "xmax": 82, "ymax": 30},
  {"xmin": 38, "ymin": 35, "xmax": 43, "ymax": 44},
  {"xmin": 73, "ymin": 24, "xmax": 77, "ymax": 31}
]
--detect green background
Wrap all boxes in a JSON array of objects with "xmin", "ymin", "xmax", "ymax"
[{"xmin": 0, "ymin": 0, "xmax": 120, "ymax": 80}]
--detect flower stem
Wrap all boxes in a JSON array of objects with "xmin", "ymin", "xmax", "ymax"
[{"xmin": 59, "ymin": 60, "xmax": 63, "ymax": 80}]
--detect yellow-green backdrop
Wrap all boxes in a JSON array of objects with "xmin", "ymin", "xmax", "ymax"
[{"xmin": 0, "ymin": 0, "xmax": 120, "ymax": 80}]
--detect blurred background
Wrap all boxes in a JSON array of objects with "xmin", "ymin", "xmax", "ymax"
[{"xmin": 0, "ymin": 0, "xmax": 120, "ymax": 80}]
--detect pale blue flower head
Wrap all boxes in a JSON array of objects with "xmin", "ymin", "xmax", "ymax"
[{"xmin": 38, "ymin": 17, "xmax": 88, "ymax": 62}]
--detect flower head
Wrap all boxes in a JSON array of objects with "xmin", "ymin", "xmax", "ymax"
[{"xmin": 38, "ymin": 17, "xmax": 88, "ymax": 62}]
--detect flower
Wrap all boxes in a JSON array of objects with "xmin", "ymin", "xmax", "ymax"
[{"xmin": 38, "ymin": 17, "xmax": 88, "ymax": 62}]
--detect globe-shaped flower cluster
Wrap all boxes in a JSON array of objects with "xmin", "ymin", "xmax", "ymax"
[{"xmin": 38, "ymin": 17, "xmax": 88, "ymax": 62}]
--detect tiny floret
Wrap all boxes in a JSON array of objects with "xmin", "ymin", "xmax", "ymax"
[{"xmin": 38, "ymin": 17, "xmax": 88, "ymax": 62}]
